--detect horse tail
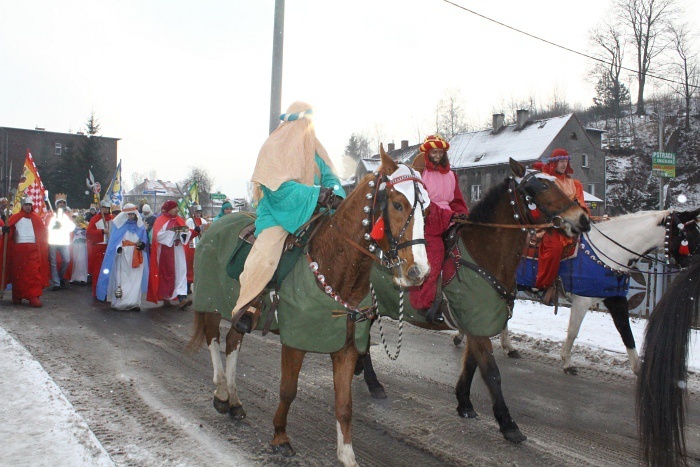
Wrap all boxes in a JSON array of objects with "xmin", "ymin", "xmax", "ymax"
[
  {"xmin": 636, "ymin": 257, "xmax": 700, "ymax": 466},
  {"xmin": 186, "ymin": 311, "xmax": 208, "ymax": 353}
]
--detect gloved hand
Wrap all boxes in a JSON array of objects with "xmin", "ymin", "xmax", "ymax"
[
  {"xmin": 116, "ymin": 246, "xmax": 123, "ymax": 254},
  {"xmin": 136, "ymin": 241, "xmax": 146, "ymax": 251},
  {"xmin": 1, "ymin": 226, "xmax": 9, "ymax": 234},
  {"xmin": 194, "ymin": 226, "xmax": 201, "ymax": 233},
  {"xmin": 317, "ymin": 187, "xmax": 336, "ymax": 207},
  {"xmin": 451, "ymin": 213, "xmax": 469, "ymax": 222},
  {"xmin": 53, "ymin": 221, "xmax": 62, "ymax": 230}
]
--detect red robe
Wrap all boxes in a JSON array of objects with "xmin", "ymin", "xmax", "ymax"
[
  {"xmin": 6, "ymin": 211, "xmax": 50, "ymax": 300},
  {"xmin": 409, "ymin": 159, "xmax": 469, "ymax": 310},
  {"xmin": 147, "ymin": 213, "xmax": 189, "ymax": 303},
  {"xmin": 535, "ymin": 162, "xmax": 590, "ymax": 290},
  {"xmin": 87, "ymin": 213, "xmax": 114, "ymax": 297}
]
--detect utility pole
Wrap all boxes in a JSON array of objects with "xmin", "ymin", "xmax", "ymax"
[
  {"xmin": 269, "ymin": 0, "xmax": 285, "ymax": 135},
  {"xmin": 657, "ymin": 113, "xmax": 667, "ymax": 210}
]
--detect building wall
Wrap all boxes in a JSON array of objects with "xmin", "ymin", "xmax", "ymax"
[
  {"xmin": 0, "ymin": 127, "xmax": 119, "ymax": 196},
  {"xmin": 455, "ymin": 117, "xmax": 606, "ymax": 215}
]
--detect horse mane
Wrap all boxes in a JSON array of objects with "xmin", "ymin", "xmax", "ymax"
[{"xmin": 468, "ymin": 178, "xmax": 509, "ymax": 223}]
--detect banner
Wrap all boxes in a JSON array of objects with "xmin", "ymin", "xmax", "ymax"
[
  {"xmin": 102, "ymin": 160, "xmax": 123, "ymax": 207},
  {"xmin": 187, "ymin": 181, "xmax": 199, "ymax": 205},
  {"xmin": 177, "ymin": 197, "xmax": 189, "ymax": 219},
  {"xmin": 13, "ymin": 149, "xmax": 47, "ymax": 215}
]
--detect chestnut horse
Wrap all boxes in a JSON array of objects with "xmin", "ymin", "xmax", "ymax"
[
  {"xmin": 356, "ymin": 158, "xmax": 591, "ymax": 443},
  {"xmin": 188, "ymin": 147, "xmax": 429, "ymax": 466},
  {"xmin": 636, "ymin": 255, "xmax": 700, "ymax": 466}
]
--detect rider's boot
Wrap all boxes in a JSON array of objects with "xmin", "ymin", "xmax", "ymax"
[
  {"xmin": 233, "ymin": 297, "xmax": 263, "ymax": 334},
  {"xmin": 423, "ymin": 297, "xmax": 445, "ymax": 324}
]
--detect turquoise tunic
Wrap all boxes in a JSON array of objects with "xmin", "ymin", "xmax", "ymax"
[{"xmin": 254, "ymin": 154, "xmax": 346, "ymax": 236}]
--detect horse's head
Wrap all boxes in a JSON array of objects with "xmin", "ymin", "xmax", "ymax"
[
  {"xmin": 367, "ymin": 145, "xmax": 430, "ymax": 287},
  {"xmin": 509, "ymin": 158, "xmax": 591, "ymax": 236},
  {"xmin": 665, "ymin": 208, "xmax": 700, "ymax": 268}
]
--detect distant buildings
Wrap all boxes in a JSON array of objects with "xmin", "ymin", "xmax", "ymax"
[
  {"xmin": 354, "ymin": 112, "xmax": 607, "ymax": 215},
  {"xmin": 0, "ymin": 125, "xmax": 119, "ymax": 200}
]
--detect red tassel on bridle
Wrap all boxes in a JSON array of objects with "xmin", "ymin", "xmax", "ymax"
[
  {"xmin": 371, "ymin": 217, "xmax": 385, "ymax": 240},
  {"xmin": 528, "ymin": 203, "xmax": 541, "ymax": 220},
  {"xmin": 679, "ymin": 239, "xmax": 690, "ymax": 256}
]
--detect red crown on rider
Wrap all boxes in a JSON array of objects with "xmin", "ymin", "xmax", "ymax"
[
  {"xmin": 420, "ymin": 135, "xmax": 449, "ymax": 153},
  {"xmin": 54, "ymin": 193, "xmax": 67, "ymax": 203}
]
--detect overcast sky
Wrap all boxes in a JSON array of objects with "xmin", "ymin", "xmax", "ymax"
[{"xmin": 0, "ymin": 0, "xmax": 697, "ymax": 201}]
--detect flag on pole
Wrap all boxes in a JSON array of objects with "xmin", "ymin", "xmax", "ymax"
[
  {"xmin": 176, "ymin": 197, "xmax": 189, "ymax": 219},
  {"xmin": 102, "ymin": 160, "xmax": 123, "ymax": 207},
  {"xmin": 13, "ymin": 149, "xmax": 47, "ymax": 215},
  {"xmin": 186, "ymin": 181, "xmax": 199, "ymax": 205}
]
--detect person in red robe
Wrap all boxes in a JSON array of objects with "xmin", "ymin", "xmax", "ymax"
[
  {"xmin": 147, "ymin": 200, "xmax": 193, "ymax": 309},
  {"xmin": 184, "ymin": 204, "xmax": 208, "ymax": 293},
  {"xmin": 533, "ymin": 148, "xmax": 590, "ymax": 304},
  {"xmin": 86, "ymin": 200, "xmax": 113, "ymax": 298},
  {"xmin": 2, "ymin": 197, "xmax": 50, "ymax": 307}
]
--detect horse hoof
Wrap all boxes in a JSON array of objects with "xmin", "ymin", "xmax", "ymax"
[
  {"xmin": 507, "ymin": 350, "xmax": 521, "ymax": 359},
  {"xmin": 502, "ymin": 429, "xmax": 527, "ymax": 443},
  {"xmin": 213, "ymin": 397, "xmax": 229, "ymax": 414},
  {"xmin": 457, "ymin": 407, "xmax": 478, "ymax": 418},
  {"xmin": 563, "ymin": 366, "xmax": 578, "ymax": 375},
  {"xmin": 452, "ymin": 335, "xmax": 463, "ymax": 347},
  {"xmin": 370, "ymin": 387, "xmax": 387, "ymax": 399},
  {"xmin": 229, "ymin": 405, "xmax": 247, "ymax": 420},
  {"xmin": 272, "ymin": 442, "xmax": 296, "ymax": 457}
]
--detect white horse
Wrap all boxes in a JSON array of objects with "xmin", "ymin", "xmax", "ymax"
[{"xmin": 455, "ymin": 208, "xmax": 700, "ymax": 375}]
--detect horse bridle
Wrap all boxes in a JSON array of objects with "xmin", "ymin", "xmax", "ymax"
[
  {"xmin": 363, "ymin": 165, "xmax": 427, "ymax": 269},
  {"xmin": 512, "ymin": 171, "xmax": 580, "ymax": 229},
  {"xmin": 586, "ymin": 211, "xmax": 699, "ymax": 273}
]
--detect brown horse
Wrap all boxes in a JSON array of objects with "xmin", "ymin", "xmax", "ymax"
[
  {"xmin": 355, "ymin": 158, "xmax": 591, "ymax": 442},
  {"xmin": 188, "ymin": 147, "xmax": 429, "ymax": 466}
]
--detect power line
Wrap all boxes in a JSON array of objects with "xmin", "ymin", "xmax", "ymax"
[{"xmin": 442, "ymin": 0, "xmax": 700, "ymax": 91}]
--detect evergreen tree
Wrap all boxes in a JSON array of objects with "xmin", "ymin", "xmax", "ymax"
[{"xmin": 79, "ymin": 112, "xmax": 111, "ymax": 205}]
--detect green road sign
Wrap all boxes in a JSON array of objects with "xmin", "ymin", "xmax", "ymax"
[
  {"xmin": 652, "ymin": 152, "xmax": 676, "ymax": 177},
  {"xmin": 210, "ymin": 193, "xmax": 227, "ymax": 200}
]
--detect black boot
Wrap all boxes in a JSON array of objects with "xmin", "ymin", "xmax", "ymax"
[
  {"xmin": 234, "ymin": 313, "xmax": 254, "ymax": 334},
  {"xmin": 423, "ymin": 298, "xmax": 445, "ymax": 324}
]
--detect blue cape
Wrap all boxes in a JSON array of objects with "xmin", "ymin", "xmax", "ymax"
[
  {"xmin": 517, "ymin": 234, "xmax": 630, "ymax": 298},
  {"xmin": 96, "ymin": 220, "xmax": 150, "ymax": 301}
]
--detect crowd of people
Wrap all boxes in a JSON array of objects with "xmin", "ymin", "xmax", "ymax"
[{"xmin": 0, "ymin": 196, "xmax": 233, "ymax": 310}]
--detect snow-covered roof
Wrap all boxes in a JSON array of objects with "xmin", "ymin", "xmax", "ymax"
[
  {"xmin": 127, "ymin": 179, "xmax": 181, "ymax": 197},
  {"xmin": 583, "ymin": 191, "xmax": 603, "ymax": 202},
  {"xmin": 449, "ymin": 114, "xmax": 574, "ymax": 169}
]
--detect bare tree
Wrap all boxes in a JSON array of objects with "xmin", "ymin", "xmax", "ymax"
[
  {"xmin": 614, "ymin": 0, "xmax": 677, "ymax": 115},
  {"xmin": 668, "ymin": 22, "xmax": 699, "ymax": 130},
  {"xmin": 589, "ymin": 22, "xmax": 629, "ymax": 135},
  {"xmin": 180, "ymin": 166, "xmax": 214, "ymax": 201},
  {"xmin": 435, "ymin": 89, "xmax": 469, "ymax": 139}
]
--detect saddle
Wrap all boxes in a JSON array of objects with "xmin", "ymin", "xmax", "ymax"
[
  {"xmin": 521, "ymin": 230, "xmax": 578, "ymax": 261},
  {"xmin": 226, "ymin": 221, "xmax": 304, "ymax": 288}
]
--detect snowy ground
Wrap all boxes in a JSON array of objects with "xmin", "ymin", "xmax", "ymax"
[
  {"xmin": 507, "ymin": 299, "xmax": 700, "ymax": 373},
  {"xmin": 1, "ymin": 300, "xmax": 697, "ymax": 465}
]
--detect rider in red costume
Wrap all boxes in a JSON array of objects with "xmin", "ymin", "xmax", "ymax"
[
  {"xmin": 410, "ymin": 135, "xmax": 469, "ymax": 323},
  {"xmin": 534, "ymin": 148, "xmax": 590, "ymax": 304}
]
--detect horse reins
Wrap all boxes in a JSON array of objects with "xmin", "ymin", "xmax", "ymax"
[{"xmin": 586, "ymin": 212, "xmax": 699, "ymax": 274}]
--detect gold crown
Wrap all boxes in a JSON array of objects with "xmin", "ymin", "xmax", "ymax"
[{"xmin": 55, "ymin": 193, "xmax": 67, "ymax": 202}]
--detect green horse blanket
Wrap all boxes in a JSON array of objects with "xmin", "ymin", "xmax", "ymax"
[
  {"xmin": 193, "ymin": 212, "xmax": 372, "ymax": 354},
  {"xmin": 370, "ymin": 239, "xmax": 511, "ymax": 337}
]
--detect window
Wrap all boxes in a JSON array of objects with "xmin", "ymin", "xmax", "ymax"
[
  {"xmin": 471, "ymin": 185, "xmax": 482, "ymax": 202},
  {"xmin": 581, "ymin": 153, "xmax": 589, "ymax": 168},
  {"xmin": 587, "ymin": 184, "xmax": 595, "ymax": 196},
  {"xmin": 55, "ymin": 143, "xmax": 62, "ymax": 156}
]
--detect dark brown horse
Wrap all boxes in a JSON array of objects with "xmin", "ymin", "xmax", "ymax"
[
  {"xmin": 355, "ymin": 158, "xmax": 591, "ymax": 443},
  {"xmin": 637, "ymin": 255, "xmax": 700, "ymax": 466},
  {"xmin": 188, "ymin": 147, "xmax": 429, "ymax": 466}
]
